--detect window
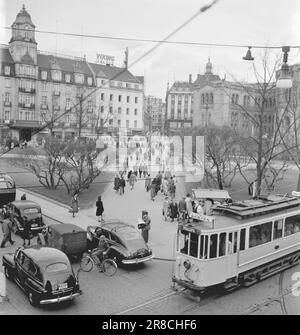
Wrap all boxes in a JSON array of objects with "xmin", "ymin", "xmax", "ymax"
[
  {"xmin": 118, "ymin": 107, "xmax": 122, "ymax": 114},
  {"xmin": 110, "ymin": 94, "xmax": 113, "ymax": 101},
  {"xmin": 65, "ymin": 73, "xmax": 71, "ymax": 83},
  {"xmin": 41, "ymin": 82, "xmax": 47, "ymax": 92},
  {"xmin": 118, "ymin": 95, "xmax": 122, "ymax": 102},
  {"xmin": 135, "ymin": 97, "xmax": 138, "ymax": 103},
  {"xmin": 4, "ymin": 66, "xmax": 10, "ymax": 76},
  {"xmin": 42, "ymin": 96, "xmax": 47, "ymax": 105},
  {"xmin": 101, "ymin": 93, "xmax": 105, "ymax": 101},
  {"xmin": 284, "ymin": 214, "xmax": 300, "ymax": 236},
  {"xmin": 87, "ymin": 77, "xmax": 93, "ymax": 86},
  {"xmin": 240, "ymin": 228, "xmax": 246, "ymax": 250},
  {"xmin": 41, "ymin": 70, "xmax": 47, "ymax": 80},
  {"xmin": 4, "ymin": 111, "xmax": 10, "ymax": 120},
  {"xmin": 249, "ymin": 222, "xmax": 272, "ymax": 247},
  {"xmin": 118, "ymin": 82, "xmax": 123, "ymax": 87},
  {"xmin": 134, "ymin": 109, "xmax": 137, "ymax": 116},
  {"xmin": 209, "ymin": 234, "xmax": 217, "ymax": 259},
  {"xmin": 4, "ymin": 92, "xmax": 10, "ymax": 102},
  {"xmin": 66, "ymin": 98, "xmax": 70, "ymax": 109},
  {"xmin": 100, "ymin": 106, "xmax": 104, "ymax": 113},
  {"xmin": 88, "ymin": 99, "xmax": 92, "ymax": 109},
  {"xmin": 134, "ymin": 84, "xmax": 139, "ymax": 89},
  {"xmin": 126, "ymin": 120, "xmax": 129, "ymax": 128},
  {"xmin": 219, "ymin": 232, "xmax": 226, "ymax": 257},
  {"xmin": 273, "ymin": 219, "xmax": 283, "ymax": 239},
  {"xmin": 25, "ymin": 111, "xmax": 30, "ymax": 120},
  {"xmin": 210, "ymin": 93, "xmax": 214, "ymax": 104},
  {"xmin": 200, "ymin": 235, "xmax": 208, "ymax": 259},
  {"xmin": 5, "ymin": 78, "xmax": 10, "ymax": 88},
  {"xmin": 109, "ymin": 119, "xmax": 113, "ymax": 125},
  {"xmin": 46, "ymin": 263, "xmax": 68, "ymax": 273},
  {"xmin": 134, "ymin": 120, "xmax": 137, "ymax": 128},
  {"xmin": 126, "ymin": 83, "xmax": 131, "ymax": 89},
  {"xmin": 75, "ymin": 73, "xmax": 84, "ymax": 84},
  {"xmin": 127, "ymin": 96, "xmax": 130, "ymax": 103},
  {"xmin": 109, "ymin": 106, "xmax": 113, "ymax": 114},
  {"xmin": 189, "ymin": 233, "xmax": 199, "ymax": 258},
  {"xmin": 52, "ymin": 70, "xmax": 62, "ymax": 81},
  {"xmin": 118, "ymin": 119, "xmax": 121, "ymax": 126},
  {"xmin": 126, "ymin": 108, "xmax": 129, "ymax": 115}
]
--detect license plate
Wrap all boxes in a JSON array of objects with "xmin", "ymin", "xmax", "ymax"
[{"xmin": 59, "ymin": 283, "xmax": 68, "ymax": 290}]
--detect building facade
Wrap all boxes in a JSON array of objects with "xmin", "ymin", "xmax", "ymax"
[
  {"xmin": 0, "ymin": 5, "xmax": 144, "ymax": 144},
  {"xmin": 144, "ymin": 95, "xmax": 165, "ymax": 132}
]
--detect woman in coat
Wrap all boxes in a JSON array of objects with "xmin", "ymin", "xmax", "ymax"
[
  {"xmin": 96, "ymin": 196, "xmax": 104, "ymax": 222},
  {"xmin": 150, "ymin": 180, "xmax": 157, "ymax": 201},
  {"xmin": 169, "ymin": 199, "xmax": 178, "ymax": 222},
  {"xmin": 185, "ymin": 194, "xmax": 193, "ymax": 223},
  {"xmin": 71, "ymin": 193, "xmax": 79, "ymax": 218}
]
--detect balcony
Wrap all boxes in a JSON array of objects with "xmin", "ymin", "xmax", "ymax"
[
  {"xmin": 53, "ymin": 105, "xmax": 60, "ymax": 111},
  {"xmin": 19, "ymin": 87, "xmax": 36, "ymax": 94},
  {"xmin": 87, "ymin": 107, "xmax": 94, "ymax": 113},
  {"xmin": 18, "ymin": 103, "xmax": 35, "ymax": 109},
  {"xmin": 4, "ymin": 119, "xmax": 11, "ymax": 125},
  {"xmin": 53, "ymin": 91, "xmax": 60, "ymax": 96},
  {"xmin": 3, "ymin": 101, "xmax": 12, "ymax": 107},
  {"xmin": 65, "ymin": 106, "xmax": 72, "ymax": 111},
  {"xmin": 41, "ymin": 104, "xmax": 48, "ymax": 110}
]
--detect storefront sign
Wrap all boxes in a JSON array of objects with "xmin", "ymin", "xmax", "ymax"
[{"xmin": 96, "ymin": 54, "xmax": 115, "ymax": 66}]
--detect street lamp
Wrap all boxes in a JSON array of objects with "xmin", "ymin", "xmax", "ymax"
[{"xmin": 276, "ymin": 46, "xmax": 292, "ymax": 89}]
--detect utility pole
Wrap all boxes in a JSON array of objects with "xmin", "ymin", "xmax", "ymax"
[
  {"xmin": 147, "ymin": 96, "xmax": 152, "ymax": 163},
  {"xmin": 203, "ymin": 103, "xmax": 209, "ymax": 187}
]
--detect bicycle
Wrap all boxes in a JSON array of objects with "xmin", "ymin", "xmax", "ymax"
[{"xmin": 80, "ymin": 248, "xmax": 117, "ymax": 276}]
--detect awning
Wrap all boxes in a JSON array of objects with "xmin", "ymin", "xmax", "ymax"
[{"xmin": 9, "ymin": 120, "xmax": 42, "ymax": 129}]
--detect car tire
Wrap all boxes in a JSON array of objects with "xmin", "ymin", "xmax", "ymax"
[
  {"xmin": 28, "ymin": 291, "xmax": 39, "ymax": 307},
  {"xmin": 4, "ymin": 266, "xmax": 11, "ymax": 280}
]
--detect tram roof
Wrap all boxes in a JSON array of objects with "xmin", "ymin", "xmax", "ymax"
[{"xmin": 181, "ymin": 194, "xmax": 300, "ymax": 232}]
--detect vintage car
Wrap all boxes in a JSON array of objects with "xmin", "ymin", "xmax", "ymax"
[
  {"xmin": 7, "ymin": 200, "xmax": 45, "ymax": 235},
  {"xmin": 37, "ymin": 223, "xmax": 87, "ymax": 259},
  {"xmin": 87, "ymin": 220, "xmax": 154, "ymax": 265},
  {"xmin": 2, "ymin": 246, "xmax": 82, "ymax": 306}
]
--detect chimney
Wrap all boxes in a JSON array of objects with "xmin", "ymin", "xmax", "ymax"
[{"xmin": 189, "ymin": 74, "xmax": 192, "ymax": 83}]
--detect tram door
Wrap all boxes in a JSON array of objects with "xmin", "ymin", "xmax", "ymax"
[{"xmin": 227, "ymin": 231, "xmax": 239, "ymax": 278}]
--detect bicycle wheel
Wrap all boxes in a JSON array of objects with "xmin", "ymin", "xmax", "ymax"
[
  {"xmin": 102, "ymin": 259, "xmax": 117, "ymax": 276},
  {"xmin": 80, "ymin": 256, "xmax": 93, "ymax": 272}
]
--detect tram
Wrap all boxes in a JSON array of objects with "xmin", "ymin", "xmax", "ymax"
[
  {"xmin": 0, "ymin": 173, "xmax": 16, "ymax": 207},
  {"xmin": 172, "ymin": 193, "xmax": 300, "ymax": 294}
]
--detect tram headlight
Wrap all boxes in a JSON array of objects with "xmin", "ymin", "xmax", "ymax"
[{"xmin": 183, "ymin": 260, "xmax": 191, "ymax": 270}]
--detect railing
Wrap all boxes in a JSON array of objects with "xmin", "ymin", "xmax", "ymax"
[
  {"xmin": 19, "ymin": 87, "xmax": 35, "ymax": 93},
  {"xmin": 41, "ymin": 104, "xmax": 48, "ymax": 109},
  {"xmin": 18, "ymin": 103, "xmax": 35, "ymax": 109},
  {"xmin": 3, "ymin": 101, "xmax": 12, "ymax": 107}
]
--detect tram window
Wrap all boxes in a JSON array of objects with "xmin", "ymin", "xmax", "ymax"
[
  {"xmin": 189, "ymin": 233, "xmax": 198, "ymax": 258},
  {"xmin": 249, "ymin": 222, "xmax": 272, "ymax": 248},
  {"xmin": 234, "ymin": 231, "xmax": 238, "ymax": 253},
  {"xmin": 240, "ymin": 228, "xmax": 246, "ymax": 251},
  {"xmin": 180, "ymin": 232, "xmax": 189, "ymax": 255},
  {"xmin": 273, "ymin": 219, "xmax": 283, "ymax": 240},
  {"xmin": 219, "ymin": 233, "xmax": 226, "ymax": 257},
  {"xmin": 200, "ymin": 235, "xmax": 208, "ymax": 259},
  {"xmin": 285, "ymin": 214, "xmax": 300, "ymax": 236},
  {"xmin": 209, "ymin": 234, "xmax": 217, "ymax": 259}
]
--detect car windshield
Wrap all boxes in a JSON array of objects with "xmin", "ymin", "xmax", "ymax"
[
  {"xmin": 23, "ymin": 208, "xmax": 39, "ymax": 214},
  {"xmin": 119, "ymin": 229, "xmax": 141, "ymax": 241},
  {"xmin": 46, "ymin": 262, "xmax": 68, "ymax": 273}
]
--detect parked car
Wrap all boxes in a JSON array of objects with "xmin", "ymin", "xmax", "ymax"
[
  {"xmin": 87, "ymin": 220, "xmax": 154, "ymax": 265},
  {"xmin": 7, "ymin": 200, "xmax": 45, "ymax": 235},
  {"xmin": 2, "ymin": 246, "xmax": 82, "ymax": 306},
  {"xmin": 37, "ymin": 223, "xmax": 87, "ymax": 259}
]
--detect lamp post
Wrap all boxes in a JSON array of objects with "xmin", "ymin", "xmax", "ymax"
[{"xmin": 277, "ymin": 46, "xmax": 292, "ymax": 89}]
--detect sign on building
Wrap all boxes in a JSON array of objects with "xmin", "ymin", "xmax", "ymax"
[{"xmin": 96, "ymin": 54, "xmax": 115, "ymax": 66}]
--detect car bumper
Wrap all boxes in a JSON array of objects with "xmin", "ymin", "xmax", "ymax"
[
  {"xmin": 40, "ymin": 292, "xmax": 82, "ymax": 305},
  {"xmin": 122, "ymin": 254, "xmax": 154, "ymax": 264}
]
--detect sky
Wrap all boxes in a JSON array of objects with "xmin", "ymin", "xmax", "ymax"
[{"xmin": 1, "ymin": 0, "xmax": 300, "ymax": 98}]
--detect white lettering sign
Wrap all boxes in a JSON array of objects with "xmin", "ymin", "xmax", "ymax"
[
  {"xmin": 96, "ymin": 54, "xmax": 115, "ymax": 66},
  {"xmin": 190, "ymin": 212, "xmax": 214, "ymax": 223}
]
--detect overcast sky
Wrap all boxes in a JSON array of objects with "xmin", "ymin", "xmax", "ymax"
[{"xmin": 1, "ymin": 0, "xmax": 300, "ymax": 98}]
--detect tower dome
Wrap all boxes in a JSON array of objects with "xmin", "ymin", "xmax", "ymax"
[
  {"xmin": 205, "ymin": 57, "xmax": 213, "ymax": 75},
  {"xmin": 12, "ymin": 5, "xmax": 35, "ymax": 28}
]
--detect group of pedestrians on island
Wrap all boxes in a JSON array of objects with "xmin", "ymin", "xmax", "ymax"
[{"xmin": 145, "ymin": 170, "xmax": 177, "ymax": 202}]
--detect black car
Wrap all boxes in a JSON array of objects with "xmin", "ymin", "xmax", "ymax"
[
  {"xmin": 2, "ymin": 246, "xmax": 82, "ymax": 306},
  {"xmin": 87, "ymin": 220, "xmax": 154, "ymax": 265},
  {"xmin": 7, "ymin": 200, "xmax": 45, "ymax": 235}
]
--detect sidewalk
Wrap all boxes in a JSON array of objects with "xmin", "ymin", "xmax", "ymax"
[{"xmin": 16, "ymin": 175, "xmax": 183, "ymax": 260}]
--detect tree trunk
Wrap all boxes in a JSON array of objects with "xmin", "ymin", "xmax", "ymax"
[{"xmin": 297, "ymin": 170, "xmax": 300, "ymax": 191}]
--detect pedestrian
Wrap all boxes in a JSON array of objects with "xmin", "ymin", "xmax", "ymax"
[
  {"xmin": 178, "ymin": 197, "xmax": 187, "ymax": 222},
  {"xmin": 96, "ymin": 196, "xmax": 104, "ymax": 222},
  {"xmin": 168, "ymin": 178, "xmax": 176, "ymax": 200},
  {"xmin": 114, "ymin": 174, "xmax": 120, "ymax": 193},
  {"xmin": 141, "ymin": 211, "xmax": 151, "ymax": 243},
  {"xmin": 169, "ymin": 199, "xmax": 178, "ymax": 222},
  {"xmin": 185, "ymin": 194, "xmax": 193, "ymax": 223},
  {"xmin": 145, "ymin": 173, "xmax": 151, "ymax": 192},
  {"xmin": 127, "ymin": 170, "xmax": 132, "ymax": 181},
  {"xmin": 150, "ymin": 180, "xmax": 157, "ymax": 201},
  {"xmin": 70, "ymin": 192, "xmax": 79, "ymax": 218},
  {"xmin": 22, "ymin": 216, "xmax": 31, "ymax": 246},
  {"xmin": 21, "ymin": 193, "xmax": 26, "ymax": 200},
  {"xmin": 162, "ymin": 196, "xmax": 170, "ymax": 222},
  {"xmin": 162, "ymin": 177, "xmax": 168, "ymax": 196},
  {"xmin": 0, "ymin": 212, "xmax": 14, "ymax": 248},
  {"xmin": 129, "ymin": 173, "xmax": 137, "ymax": 190},
  {"xmin": 139, "ymin": 167, "xmax": 142, "ymax": 178},
  {"xmin": 119, "ymin": 176, "xmax": 126, "ymax": 195}
]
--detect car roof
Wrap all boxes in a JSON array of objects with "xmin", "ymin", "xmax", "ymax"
[
  {"xmin": 23, "ymin": 247, "xmax": 70, "ymax": 266},
  {"xmin": 10, "ymin": 200, "xmax": 41, "ymax": 209},
  {"xmin": 93, "ymin": 221, "xmax": 135, "ymax": 233},
  {"xmin": 49, "ymin": 223, "xmax": 84, "ymax": 234}
]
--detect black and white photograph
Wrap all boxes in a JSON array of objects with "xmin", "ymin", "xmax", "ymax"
[{"xmin": 0, "ymin": 0, "xmax": 300, "ymax": 320}]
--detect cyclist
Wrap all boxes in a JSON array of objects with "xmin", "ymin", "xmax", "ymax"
[{"xmin": 92, "ymin": 235, "xmax": 110, "ymax": 271}]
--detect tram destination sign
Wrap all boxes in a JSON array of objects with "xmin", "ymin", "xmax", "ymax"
[
  {"xmin": 96, "ymin": 53, "xmax": 115, "ymax": 66},
  {"xmin": 190, "ymin": 212, "xmax": 214, "ymax": 223}
]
